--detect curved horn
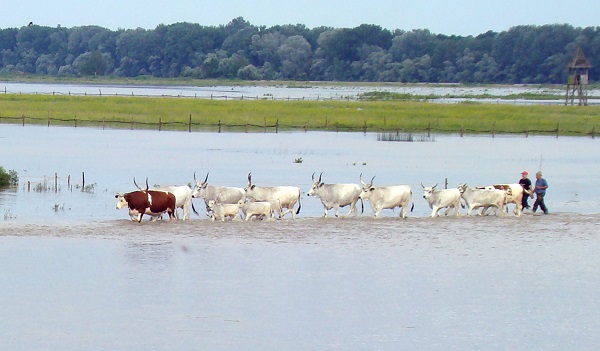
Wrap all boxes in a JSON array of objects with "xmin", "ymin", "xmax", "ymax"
[
  {"xmin": 247, "ymin": 173, "xmax": 252, "ymax": 185},
  {"xmin": 193, "ymin": 172, "xmax": 197, "ymax": 182},
  {"xmin": 318, "ymin": 172, "xmax": 323, "ymax": 183},
  {"xmin": 145, "ymin": 178, "xmax": 149, "ymax": 191},
  {"xmin": 134, "ymin": 177, "xmax": 142, "ymax": 191},
  {"xmin": 204, "ymin": 172, "xmax": 209, "ymax": 183},
  {"xmin": 370, "ymin": 176, "xmax": 375, "ymax": 186},
  {"xmin": 432, "ymin": 183, "xmax": 438, "ymax": 189},
  {"xmin": 421, "ymin": 182, "xmax": 425, "ymax": 189},
  {"xmin": 311, "ymin": 172, "xmax": 316, "ymax": 181}
]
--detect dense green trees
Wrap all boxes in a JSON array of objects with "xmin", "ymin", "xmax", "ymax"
[{"xmin": 0, "ymin": 19, "xmax": 597, "ymax": 83}]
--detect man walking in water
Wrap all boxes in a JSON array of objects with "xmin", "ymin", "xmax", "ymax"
[
  {"xmin": 519, "ymin": 171, "xmax": 532, "ymax": 209},
  {"xmin": 532, "ymin": 171, "xmax": 549, "ymax": 215}
]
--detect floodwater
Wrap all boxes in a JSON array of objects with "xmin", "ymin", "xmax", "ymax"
[{"xmin": 1, "ymin": 123, "xmax": 600, "ymax": 350}]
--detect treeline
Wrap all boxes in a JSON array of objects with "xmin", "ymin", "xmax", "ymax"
[{"xmin": 0, "ymin": 18, "xmax": 597, "ymax": 83}]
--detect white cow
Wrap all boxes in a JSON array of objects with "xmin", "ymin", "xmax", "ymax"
[
  {"xmin": 307, "ymin": 172, "xmax": 362, "ymax": 217},
  {"xmin": 421, "ymin": 183, "xmax": 462, "ymax": 217},
  {"xmin": 359, "ymin": 174, "xmax": 413, "ymax": 218},
  {"xmin": 240, "ymin": 201, "xmax": 276, "ymax": 221},
  {"xmin": 245, "ymin": 173, "xmax": 301, "ymax": 219},
  {"xmin": 458, "ymin": 184, "xmax": 508, "ymax": 216},
  {"xmin": 206, "ymin": 200, "xmax": 239, "ymax": 221},
  {"xmin": 192, "ymin": 173, "xmax": 246, "ymax": 217},
  {"xmin": 489, "ymin": 183, "xmax": 524, "ymax": 216},
  {"xmin": 155, "ymin": 185, "xmax": 195, "ymax": 220}
]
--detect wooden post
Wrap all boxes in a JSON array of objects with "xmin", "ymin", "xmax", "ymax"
[
  {"xmin": 444, "ymin": 178, "xmax": 448, "ymax": 189},
  {"xmin": 304, "ymin": 123, "xmax": 308, "ymax": 133},
  {"xmin": 556, "ymin": 123, "xmax": 560, "ymax": 138},
  {"xmin": 427, "ymin": 122, "xmax": 431, "ymax": 137},
  {"xmin": 325, "ymin": 116, "xmax": 328, "ymax": 129},
  {"xmin": 188, "ymin": 114, "xmax": 192, "ymax": 133},
  {"xmin": 460, "ymin": 125, "xmax": 464, "ymax": 137},
  {"xmin": 48, "ymin": 118, "xmax": 50, "ymax": 127},
  {"xmin": 592, "ymin": 126, "xmax": 595, "ymax": 139},
  {"xmin": 218, "ymin": 119, "xmax": 221, "ymax": 133},
  {"xmin": 264, "ymin": 117, "xmax": 267, "ymax": 133},
  {"xmin": 276, "ymin": 119, "xmax": 279, "ymax": 133},
  {"xmin": 22, "ymin": 114, "xmax": 25, "ymax": 126},
  {"xmin": 74, "ymin": 117, "xmax": 77, "ymax": 128},
  {"xmin": 131, "ymin": 117, "xmax": 134, "ymax": 130},
  {"xmin": 363, "ymin": 120, "xmax": 367, "ymax": 134},
  {"xmin": 68, "ymin": 175, "xmax": 71, "ymax": 188},
  {"xmin": 27, "ymin": 181, "xmax": 30, "ymax": 192},
  {"xmin": 159, "ymin": 118, "xmax": 162, "ymax": 131},
  {"xmin": 81, "ymin": 172, "xmax": 85, "ymax": 191},
  {"xmin": 55, "ymin": 173, "xmax": 58, "ymax": 193},
  {"xmin": 492, "ymin": 121, "xmax": 496, "ymax": 138}
]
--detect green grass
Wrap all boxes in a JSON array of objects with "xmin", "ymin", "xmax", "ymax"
[{"xmin": 1, "ymin": 94, "xmax": 599, "ymax": 136}]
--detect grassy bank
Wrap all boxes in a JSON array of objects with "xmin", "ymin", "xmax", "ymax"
[{"xmin": 1, "ymin": 94, "xmax": 599, "ymax": 136}]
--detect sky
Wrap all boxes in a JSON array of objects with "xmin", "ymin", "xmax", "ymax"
[{"xmin": 2, "ymin": 0, "xmax": 598, "ymax": 36}]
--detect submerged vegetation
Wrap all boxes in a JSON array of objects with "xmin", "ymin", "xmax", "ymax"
[{"xmin": 0, "ymin": 167, "xmax": 18, "ymax": 187}]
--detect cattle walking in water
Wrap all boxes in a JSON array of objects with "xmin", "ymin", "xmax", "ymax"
[
  {"xmin": 458, "ymin": 184, "xmax": 508, "ymax": 216},
  {"xmin": 240, "ymin": 201, "xmax": 277, "ymax": 221},
  {"xmin": 421, "ymin": 183, "xmax": 461, "ymax": 217},
  {"xmin": 115, "ymin": 178, "xmax": 176, "ymax": 222},
  {"xmin": 359, "ymin": 174, "xmax": 413, "ymax": 218},
  {"xmin": 154, "ymin": 185, "xmax": 196, "ymax": 220},
  {"xmin": 206, "ymin": 200, "xmax": 240, "ymax": 221},
  {"xmin": 245, "ymin": 173, "xmax": 301, "ymax": 219},
  {"xmin": 307, "ymin": 172, "xmax": 362, "ymax": 217},
  {"xmin": 192, "ymin": 173, "xmax": 246, "ymax": 217}
]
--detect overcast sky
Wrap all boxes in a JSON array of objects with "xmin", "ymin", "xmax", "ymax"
[{"xmin": 3, "ymin": 0, "xmax": 598, "ymax": 36}]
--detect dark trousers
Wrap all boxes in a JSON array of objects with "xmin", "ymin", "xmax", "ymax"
[
  {"xmin": 521, "ymin": 193, "xmax": 530, "ymax": 209},
  {"xmin": 533, "ymin": 193, "xmax": 548, "ymax": 214}
]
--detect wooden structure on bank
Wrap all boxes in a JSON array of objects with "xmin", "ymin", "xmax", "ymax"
[{"xmin": 565, "ymin": 47, "xmax": 592, "ymax": 106}]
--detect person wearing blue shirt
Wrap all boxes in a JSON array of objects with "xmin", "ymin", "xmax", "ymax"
[{"xmin": 532, "ymin": 171, "xmax": 549, "ymax": 215}]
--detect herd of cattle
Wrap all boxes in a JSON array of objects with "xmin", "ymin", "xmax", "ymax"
[{"xmin": 114, "ymin": 173, "xmax": 531, "ymax": 222}]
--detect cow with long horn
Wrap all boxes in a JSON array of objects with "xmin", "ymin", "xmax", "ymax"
[
  {"xmin": 359, "ymin": 173, "xmax": 413, "ymax": 218},
  {"xmin": 244, "ymin": 173, "xmax": 301, "ymax": 219},
  {"xmin": 307, "ymin": 172, "xmax": 362, "ymax": 217},
  {"xmin": 115, "ymin": 177, "xmax": 176, "ymax": 222},
  {"xmin": 192, "ymin": 172, "xmax": 246, "ymax": 218}
]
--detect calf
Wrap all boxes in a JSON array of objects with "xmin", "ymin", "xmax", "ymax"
[
  {"xmin": 206, "ymin": 200, "xmax": 239, "ymax": 221},
  {"xmin": 240, "ymin": 201, "xmax": 275, "ymax": 221}
]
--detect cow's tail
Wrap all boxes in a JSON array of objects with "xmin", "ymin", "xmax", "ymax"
[
  {"xmin": 360, "ymin": 198, "xmax": 364, "ymax": 214},
  {"xmin": 192, "ymin": 201, "xmax": 200, "ymax": 217},
  {"xmin": 410, "ymin": 202, "xmax": 415, "ymax": 212},
  {"xmin": 295, "ymin": 192, "xmax": 302, "ymax": 215}
]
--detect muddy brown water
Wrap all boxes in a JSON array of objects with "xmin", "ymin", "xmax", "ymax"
[{"xmin": 1, "ymin": 124, "xmax": 600, "ymax": 349}]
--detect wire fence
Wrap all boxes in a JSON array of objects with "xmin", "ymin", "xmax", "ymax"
[
  {"xmin": 17, "ymin": 172, "xmax": 91, "ymax": 193},
  {"xmin": 2, "ymin": 87, "xmax": 599, "ymax": 105},
  {"xmin": 0, "ymin": 114, "xmax": 597, "ymax": 138}
]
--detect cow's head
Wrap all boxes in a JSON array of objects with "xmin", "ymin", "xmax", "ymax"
[
  {"xmin": 115, "ymin": 193, "xmax": 128, "ymax": 209},
  {"xmin": 421, "ymin": 183, "xmax": 438, "ymax": 200},
  {"xmin": 359, "ymin": 173, "xmax": 376, "ymax": 199},
  {"xmin": 457, "ymin": 183, "xmax": 468, "ymax": 194},
  {"xmin": 307, "ymin": 172, "xmax": 324, "ymax": 196},
  {"xmin": 192, "ymin": 172, "xmax": 209, "ymax": 198},
  {"xmin": 245, "ymin": 173, "xmax": 255, "ymax": 192}
]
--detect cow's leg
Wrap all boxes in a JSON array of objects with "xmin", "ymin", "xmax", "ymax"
[
  {"xmin": 399, "ymin": 205, "xmax": 406, "ymax": 218},
  {"xmin": 431, "ymin": 206, "xmax": 440, "ymax": 217}
]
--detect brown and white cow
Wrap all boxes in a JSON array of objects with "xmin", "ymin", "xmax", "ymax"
[{"xmin": 115, "ymin": 178, "xmax": 176, "ymax": 223}]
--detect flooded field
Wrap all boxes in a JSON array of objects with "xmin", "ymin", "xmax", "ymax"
[{"xmin": 1, "ymin": 123, "xmax": 600, "ymax": 349}]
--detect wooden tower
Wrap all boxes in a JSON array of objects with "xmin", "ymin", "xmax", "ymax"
[{"xmin": 565, "ymin": 47, "xmax": 592, "ymax": 106}]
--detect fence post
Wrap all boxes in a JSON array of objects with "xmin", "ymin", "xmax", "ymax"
[
  {"xmin": 304, "ymin": 123, "xmax": 308, "ymax": 133},
  {"xmin": 592, "ymin": 126, "xmax": 596, "ymax": 139},
  {"xmin": 218, "ymin": 120, "xmax": 221, "ymax": 133},
  {"xmin": 159, "ymin": 118, "xmax": 162, "ymax": 131},
  {"xmin": 189, "ymin": 114, "xmax": 192, "ymax": 133},
  {"xmin": 276, "ymin": 119, "xmax": 279, "ymax": 133},
  {"xmin": 74, "ymin": 116, "xmax": 77, "ymax": 128},
  {"xmin": 47, "ymin": 118, "xmax": 50, "ymax": 127},
  {"xmin": 556, "ymin": 123, "xmax": 559, "ymax": 138},
  {"xmin": 460, "ymin": 125, "xmax": 464, "ymax": 137},
  {"xmin": 264, "ymin": 117, "xmax": 267, "ymax": 133},
  {"xmin": 68, "ymin": 175, "xmax": 71, "ymax": 189},
  {"xmin": 82, "ymin": 172, "xmax": 85, "ymax": 191},
  {"xmin": 427, "ymin": 122, "xmax": 431, "ymax": 137},
  {"xmin": 22, "ymin": 114, "xmax": 25, "ymax": 126},
  {"xmin": 445, "ymin": 178, "xmax": 448, "ymax": 189},
  {"xmin": 131, "ymin": 117, "xmax": 134, "ymax": 130},
  {"xmin": 492, "ymin": 121, "xmax": 496, "ymax": 138},
  {"xmin": 325, "ymin": 116, "xmax": 328, "ymax": 129},
  {"xmin": 363, "ymin": 120, "xmax": 367, "ymax": 134},
  {"xmin": 55, "ymin": 173, "xmax": 58, "ymax": 193}
]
